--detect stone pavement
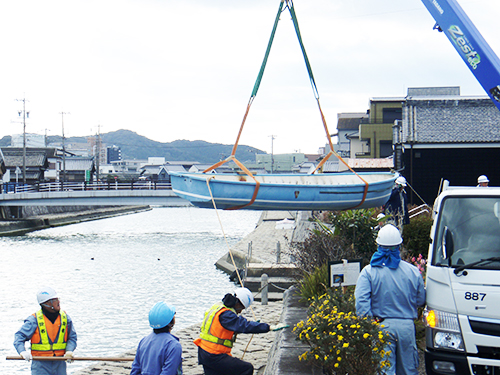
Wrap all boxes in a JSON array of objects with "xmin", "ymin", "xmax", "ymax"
[
  {"xmin": 216, "ymin": 211, "xmax": 315, "ymax": 272},
  {"xmin": 72, "ymin": 300, "xmax": 285, "ymax": 375}
]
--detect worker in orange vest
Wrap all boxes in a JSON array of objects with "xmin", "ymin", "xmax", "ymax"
[
  {"xmin": 194, "ymin": 287, "xmax": 287, "ymax": 375},
  {"xmin": 14, "ymin": 287, "xmax": 77, "ymax": 375}
]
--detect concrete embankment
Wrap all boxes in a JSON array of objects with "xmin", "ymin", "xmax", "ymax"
[{"xmin": 0, "ymin": 205, "xmax": 151, "ymax": 236}]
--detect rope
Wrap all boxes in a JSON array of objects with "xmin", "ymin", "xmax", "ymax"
[
  {"xmin": 205, "ymin": 177, "xmax": 260, "ymax": 359},
  {"xmin": 406, "ymin": 181, "xmax": 429, "ymax": 207}
]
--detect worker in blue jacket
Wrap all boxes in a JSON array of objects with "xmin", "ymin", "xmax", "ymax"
[
  {"xmin": 355, "ymin": 224, "xmax": 425, "ymax": 375},
  {"xmin": 131, "ymin": 301, "xmax": 182, "ymax": 375},
  {"xmin": 14, "ymin": 287, "xmax": 77, "ymax": 375}
]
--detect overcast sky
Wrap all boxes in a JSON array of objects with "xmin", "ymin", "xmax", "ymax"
[{"xmin": 1, "ymin": 0, "xmax": 499, "ymax": 155}]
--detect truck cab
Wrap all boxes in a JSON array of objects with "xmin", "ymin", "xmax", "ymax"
[{"xmin": 425, "ymin": 183, "xmax": 500, "ymax": 374}]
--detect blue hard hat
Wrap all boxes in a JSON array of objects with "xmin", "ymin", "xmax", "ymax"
[{"xmin": 149, "ymin": 302, "xmax": 176, "ymax": 329}]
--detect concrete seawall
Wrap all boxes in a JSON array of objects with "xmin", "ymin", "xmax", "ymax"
[{"xmin": 0, "ymin": 205, "xmax": 151, "ymax": 236}]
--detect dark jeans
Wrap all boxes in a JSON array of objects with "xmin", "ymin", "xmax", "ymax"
[{"xmin": 198, "ymin": 347, "xmax": 253, "ymax": 375}]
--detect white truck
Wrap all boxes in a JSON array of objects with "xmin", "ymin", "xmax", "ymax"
[{"xmin": 424, "ymin": 182, "xmax": 500, "ymax": 374}]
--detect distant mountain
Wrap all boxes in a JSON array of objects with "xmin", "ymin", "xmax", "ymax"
[{"xmin": 2, "ymin": 130, "xmax": 265, "ymax": 164}]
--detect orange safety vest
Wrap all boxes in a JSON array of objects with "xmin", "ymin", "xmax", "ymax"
[
  {"xmin": 30, "ymin": 310, "xmax": 68, "ymax": 357},
  {"xmin": 193, "ymin": 303, "xmax": 236, "ymax": 355}
]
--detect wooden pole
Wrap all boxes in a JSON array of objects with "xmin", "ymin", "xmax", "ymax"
[{"xmin": 6, "ymin": 356, "xmax": 135, "ymax": 362}]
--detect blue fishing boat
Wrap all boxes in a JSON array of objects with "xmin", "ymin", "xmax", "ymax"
[{"xmin": 170, "ymin": 172, "xmax": 397, "ymax": 211}]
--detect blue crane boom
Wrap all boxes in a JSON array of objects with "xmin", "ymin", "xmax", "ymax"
[{"xmin": 420, "ymin": 0, "xmax": 500, "ymax": 110}]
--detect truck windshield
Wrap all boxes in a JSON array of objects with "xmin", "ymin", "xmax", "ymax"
[{"xmin": 432, "ymin": 197, "xmax": 500, "ymax": 268}]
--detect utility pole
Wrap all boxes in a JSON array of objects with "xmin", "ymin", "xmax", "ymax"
[
  {"xmin": 269, "ymin": 135, "xmax": 277, "ymax": 173},
  {"xmin": 96, "ymin": 124, "xmax": 101, "ymax": 182},
  {"xmin": 15, "ymin": 97, "xmax": 29, "ymax": 184},
  {"xmin": 60, "ymin": 112, "xmax": 70, "ymax": 183}
]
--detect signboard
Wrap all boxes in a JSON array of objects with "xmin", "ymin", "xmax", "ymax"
[{"xmin": 328, "ymin": 259, "xmax": 363, "ymax": 287}]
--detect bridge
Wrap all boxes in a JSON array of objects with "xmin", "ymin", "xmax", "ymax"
[{"xmin": 0, "ymin": 181, "xmax": 191, "ymax": 207}]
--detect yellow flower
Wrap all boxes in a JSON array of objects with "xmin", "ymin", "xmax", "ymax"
[
  {"xmin": 336, "ymin": 349, "xmax": 340, "ymax": 355},
  {"xmin": 343, "ymin": 343, "xmax": 349, "ymax": 348},
  {"xmin": 337, "ymin": 357, "xmax": 342, "ymax": 361},
  {"xmin": 315, "ymin": 354, "xmax": 319, "ymax": 360},
  {"xmin": 338, "ymin": 335, "xmax": 344, "ymax": 341},
  {"xmin": 363, "ymin": 333, "xmax": 370, "ymax": 339},
  {"xmin": 334, "ymin": 363, "xmax": 339, "ymax": 368}
]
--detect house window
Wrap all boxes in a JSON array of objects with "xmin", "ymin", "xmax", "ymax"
[
  {"xmin": 380, "ymin": 141, "xmax": 393, "ymax": 158},
  {"xmin": 382, "ymin": 108, "xmax": 402, "ymax": 124}
]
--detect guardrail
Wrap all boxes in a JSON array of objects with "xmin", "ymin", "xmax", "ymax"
[
  {"xmin": 409, "ymin": 204, "xmax": 431, "ymax": 219},
  {"xmin": 2, "ymin": 181, "xmax": 172, "ymax": 194}
]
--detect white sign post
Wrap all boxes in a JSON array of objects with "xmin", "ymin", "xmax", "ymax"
[
  {"xmin": 15, "ymin": 167, "xmax": 21, "ymax": 184},
  {"xmin": 328, "ymin": 259, "xmax": 363, "ymax": 287}
]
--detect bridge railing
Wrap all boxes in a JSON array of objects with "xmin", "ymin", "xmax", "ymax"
[{"xmin": 4, "ymin": 181, "xmax": 172, "ymax": 194}]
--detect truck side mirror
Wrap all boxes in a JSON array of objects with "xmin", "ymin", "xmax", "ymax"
[{"xmin": 442, "ymin": 226, "xmax": 454, "ymax": 265}]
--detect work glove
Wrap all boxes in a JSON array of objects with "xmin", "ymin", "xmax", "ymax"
[
  {"xmin": 269, "ymin": 323, "xmax": 289, "ymax": 331},
  {"xmin": 64, "ymin": 351, "xmax": 74, "ymax": 363},
  {"xmin": 20, "ymin": 351, "xmax": 32, "ymax": 361}
]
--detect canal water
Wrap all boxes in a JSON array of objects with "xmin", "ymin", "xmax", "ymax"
[{"xmin": 0, "ymin": 206, "xmax": 261, "ymax": 374}]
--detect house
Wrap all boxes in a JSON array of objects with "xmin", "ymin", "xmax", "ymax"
[
  {"xmin": 359, "ymin": 97, "xmax": 403, "ymax": 158},
  {"xmin": 395, "ymin": 86, "xmax": 500, "ymax": 204},
  {"xmin": 334, "ymin": 98, "xmax": 401, "ymax": 160},
  {"xmin": 158, "ymin": 165, "xmax": 186, "ymax": 183},
  {"xmin": 62, "ymin": 156, "xmax": 96, "ymax": 182},
  {"xmin": 1, "ymin": 147, "xmax": 53, "ymax": 184},
  {"xmin": 333, "ymin": 112, "xmax": 369, "ymax": 158}
]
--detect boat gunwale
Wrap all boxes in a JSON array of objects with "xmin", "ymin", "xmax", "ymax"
[{"xmin": 170, "ymin": 172, "xmax": 397, "ymax": 188}]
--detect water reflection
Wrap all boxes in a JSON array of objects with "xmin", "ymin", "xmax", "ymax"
[{"xmin": 0, "ymin": 207, "xmax": 260, "ymax": 373}]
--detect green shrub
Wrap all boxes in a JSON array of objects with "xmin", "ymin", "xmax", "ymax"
[
  {"xmin": 403, "ymin": 214, "xmax": 433, "ymax": 259},
  {"xmin": 289, "ymin": 222, "xmax": 354, "ymax": 275},
  {"xmin": 297, "ymin": 263, "xmax": 329, "ymax": 303},
  {"xmin": 294, "ymin": 288, "xmax": 391, "ymax": 375},
  {"xmin": 289, "ymin": 209, "xmax": 380, "ymax": 275},
  {"xmin": 329, "ymin": 209, "xmax": 378, "ymax": 259}
]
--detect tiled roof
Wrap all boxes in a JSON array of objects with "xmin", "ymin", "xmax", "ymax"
[
  {"xmin": 337, "ymin": 117, "xmax": 364, "ymax": 130},
  {"xmin": 3, "ymin": 152, "xmax": 46, "ymax": 167},
  {"xmin": 322, "ymin": 158, "xmax": 393, "ymax": 172},
  {"xmin": 64, "ymin": 157, "xmax": 94, "ymax": 171},
  {"xmin": 403, "ymin": 97, "xmax": 500, "ymax": 143}
]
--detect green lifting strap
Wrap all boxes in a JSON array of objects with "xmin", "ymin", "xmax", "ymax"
[
  {"xmin": 250, "ymin": 0, "xmax": 319, "ymax": 100},
  {"xmin": 288, "ymin": 1, "xmax": 320, "ymax": 99},
  {"xmin": 250, "ymin": 0, "xmax": 284, "ymax": 98}
]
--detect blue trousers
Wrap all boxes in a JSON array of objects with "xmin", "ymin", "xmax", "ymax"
[
  {"xmin": 382, "ymin": 318, "xmax": 419, "ymax": 375},
  {"xmin": 198, "ymin": 347, "xmax": 253, "ymax": 375},
  {"xmin": 31, "ymin": 360, "xmax": 67, "ymax": 375}
]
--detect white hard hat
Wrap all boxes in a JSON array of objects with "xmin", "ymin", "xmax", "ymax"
[
  {"xmin": 376, "ymin": 224, "xmax": 403, "ymax": 246},
  {"xmin": 478, "ymin": 175, "xmax": 489, "ymax": 183},
  {"xmin": 395, "ymin": 176, "xmax": 407, "ymax": 187},
  {"xmin": 234, "ymin": 287, "xmax": 254, "ymax": 309},
  {"xmin": 37, "ymin": 287, "xmax": 58, "ymax": 304}
]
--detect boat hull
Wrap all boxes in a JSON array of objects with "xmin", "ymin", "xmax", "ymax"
[{"xmin": 170, "ymin": 172, "xmax": 397, "ymax": 211}]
